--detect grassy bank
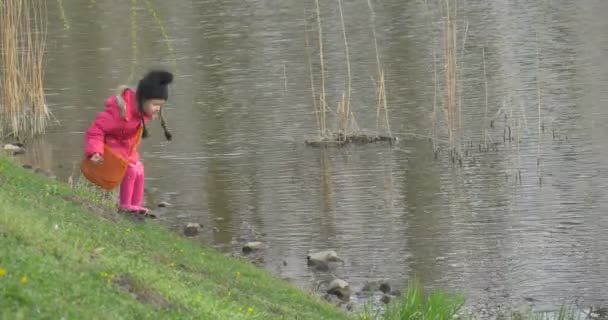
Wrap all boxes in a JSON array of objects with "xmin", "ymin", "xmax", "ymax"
[
  {"xmin": 0, "ymin": 156, "xmax": 588, "ymax": 320},
  {"xmin": 0, "ymin": 156, "xmax": 351, "ymax": 319}
]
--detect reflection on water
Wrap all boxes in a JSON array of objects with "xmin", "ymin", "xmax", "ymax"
[{"xmin": 20, "ymin": 0, "xmax": 608, "ymax": 314}]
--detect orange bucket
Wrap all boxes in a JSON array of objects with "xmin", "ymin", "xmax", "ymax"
[{"xmin": 80, "ymin": 127, "xmax": 142, "ymax": 191}]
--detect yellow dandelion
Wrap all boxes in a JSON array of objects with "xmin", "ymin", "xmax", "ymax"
[
  {"xmin": 100, "ymin": 272, "xmax": 108, "ymax": 278},
  {"xmin": 20, "ymin": 276, "xmax": 28, "ymax": 284},
  {"xmin": 236, "ymin": 271, "xmax": 241, "ymax": 278},
  {"xmin": 248, "ymin": 307, "xmax": 254, "ymax": 313},
  {"xmin": 170, "ymin": 261, "xmax": 175, "ymax": 267},
  {"xmin": 0, "ymin": 268, "xmax": 6, "ymax": 277},
  {"xmin": 179, "ymin": 249, "xmax": 184, "ymax": 254}
]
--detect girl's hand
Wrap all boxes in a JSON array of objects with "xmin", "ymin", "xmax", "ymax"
[{"xmin": 90, "ymin": 153, "xmax": 104, "ymax": 164}]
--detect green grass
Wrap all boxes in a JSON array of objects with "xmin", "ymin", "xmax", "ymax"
[
  {"xmin": 356, "ymin": 279, "xmax": 465, "ymax": 320},
  {"xmin": 0, "ymin": 156, "xmax": 589, "ymax": 320},
  {"xmin": 0, "ymin": 157, "xmax": 351, "ymax": 320},
  {"xmin": 354, "ymin": 280, "xmax": 584, "ymax": 320}
]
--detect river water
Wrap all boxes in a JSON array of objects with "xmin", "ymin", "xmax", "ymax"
[{"xmin": 18, "ymin": 0, "xmax": 608, "ymax": 315}]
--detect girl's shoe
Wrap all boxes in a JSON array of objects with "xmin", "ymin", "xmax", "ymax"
[
  {"xmin": 117, "ymin": 207, "xmax": 146, "ymax": 222},
  {"xmin": 133, "ymin": 206, "xmax": 157, "ymax": 219}
]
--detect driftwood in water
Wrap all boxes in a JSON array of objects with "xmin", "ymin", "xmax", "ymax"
[{"xmin": 305, "ymin": 133, "xmax": 396, "ymax": 147}]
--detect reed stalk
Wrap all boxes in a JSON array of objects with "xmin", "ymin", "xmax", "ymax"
[
  {"xmin": 1, "ymin": 0, "xmax": 22, "ymax": 136},
  {"xmin": 315, "ymin": 0, "xmax": 328, "ymax": 136},
  {"xmin": 303, "ymin": 9, "xmax": 321, "ymax": 136},
  {"xmin": 337, "ymin": 0, "xmax": 353, "ymax": 137},
  {"xmin": 444, "ymin": 0, "xmax": 458, "ymax": 147},
  {"xmin": 304, "ymin": 0, "xmax": 390, "ymax": 144},
  {"xmin": 128, "ymin": 0, "xmax": 139, "ymax": 82},
  {"xmin": 536, "ymin": 33, "xmax": 542, "ymax": 184},
  {"xmin": 459, "ymin": 20, "xmax": 468, "ymax": 141},
  {"xmin": 431, "ymin": 47, "xmax": 438, "ymax": 150},
  {"xmin": 338, "ymin": 0, "xmax": 351, "ymax": 109},
  {"xmin": 482, "ymin": 46, "xmax": 488, "ymax": 149},
  {"xmin": 57, "ymin": 0, "xmax": 69, "ymax": 30},
  {"xmin": 139, "ymin": 0, "xmax": 178, "ymax": 79},
  {"xmin": 367, "ymin": 0, "xmax": 391, "ymax": 137}
]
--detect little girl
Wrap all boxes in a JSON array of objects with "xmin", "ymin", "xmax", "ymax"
[{"xmin": 84, "ymin": 69, "xmax": 174, "ymax": 217}]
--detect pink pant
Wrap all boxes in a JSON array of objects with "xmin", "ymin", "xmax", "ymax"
[{"xmin": 119, "ymin": 161, "xmax": 145, "ymax": 211}]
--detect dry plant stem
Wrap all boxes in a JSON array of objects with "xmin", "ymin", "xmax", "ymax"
[
  {"xmin": 303, "ymin": 9, "xmax": 321, "ymax": 136},
  {"xmin": 443, "ymin": 0, "xmax": 458, "ymax": 148},
  {"xmin": 1, "ymin": 0, "xmax": 20, "ymax": 136},
  {"xmin": 536, "ymin": 33, "xmax": 543, "ymax": 185},
  {"xmin": 283, "ymin": 63, "xmax": 288, "ymax": 94},
  {"xmin": 337, "ymin": 0, "xmax": 352, "ymax": 137},
  {"xmin": 380, "ymin": 69, "xmax": 391, "ymax": 136},
  {"xmin": 129, "ymin": 0, "xmax": 139, "ymax": 82},
  {"xmin": 27, "ymin": 0, "xmax": 48, "ymax": 135},
  {"xmin": 337, "ymin": 0, "xmax": 351, "ymax": 113},
  {"xmin": 459, "ymin": 20, "xmax": 468, "ymax": 141},
  {"xmin": 367, "ymin": 0, "xmax": 381, "ymax": 81},
  {"xmin": 432, "ymin": 47, "xmax": 438, "ymax": 151},
  {"xmin": 536, "ymin": 33, "xmax": 542, "ymax": 175},
  {"xmin": 57, "ymin": 0, "xmax": 69, "ymax": 29},
  {"xmin": 142, "ymin": 0, "xmax": 178, "ymax": 75},
  {"xmin": 338, "ymin": 93, "xmax": 347, "ymax": 137},
  {"xmin": 367, "ymin": 0, "xmax": 391, "ymax": 137},
  {"xmin": 483, "ymin": 46, "xmax": 488, "ymax": 149},
  {"xmin": 315, "ymin": 0, "xmax": 327, "ymax": 136},
  {"xmin": 451, "ymin": 0, "xmax": 458, "ymax": 149},
  {"xmin": 517, "ymin": 117, "xmax": 522, "ymax": 184}
]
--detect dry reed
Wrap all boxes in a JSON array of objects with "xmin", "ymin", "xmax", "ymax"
[
  {"xmin": 57, "ymin": 0, "xmax": 69, "ymax": 30},
  {"xmin": 443, "ymin": 0, "xmax": 458, "ymax": 147},
  {"xmin": 0, "ymin": 0, "xmax": 50, "ymax": 139},
  {"xmin": 431, "ymin": 47, "xmax": 439, "ymax": 151},
  {"xmin": 142, "ymin": 0, "xmax": 177, "ymax": 72},
  {"xmin": 303, "ymin": 0, "xmax": 393, "ymax": 146},
  {"xmin": 128, "ymin": 0, "xmax": 139, "ymax": 82},
  {"xmin": 283, "ymin": 63, "xmax": 288, "ymax": 94},
  {"xmin": 124, "ymin": 0, "xmax": 177, "ymax": 82},
  {"xmin": 367, "ymin": 0, "xmax": 391, "ymax": 138},
  {"xmin": 337, "ymin": 0, "xmax": 353, "ymax": 138},
  {"xmin": 315, "ymin": 0, "xmax": 328, "ymax": 136},
  {"xmin": 482, "ymin": 46, "xmax": 488, "ymax": 149},
  {"xmin": 303, "ymin": 9, "xmax": 321, "ymax": 136},
  {"xmin": 536, "ymin": 33, "xmax": 542, "ymax": 184}
]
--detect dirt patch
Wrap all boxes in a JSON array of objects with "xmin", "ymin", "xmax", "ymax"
[
  {"xmin": 113, "ymin": 274, "xmax": 172, "ymax": 309},
  {"xmin": 62, "ymin": 195, "xmax": 120, "ymax": 223}
]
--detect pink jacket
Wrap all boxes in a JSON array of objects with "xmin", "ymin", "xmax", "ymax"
[{"xmin": 84, "ymin": 87, "xmax": 151, "ymax": 164}]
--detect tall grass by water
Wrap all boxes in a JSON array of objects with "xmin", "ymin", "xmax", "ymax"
[
  {"xmin": 304, "ymin": 0, "xmax": 394, "ymax": 146},
  {"xmin": 356, "ymin": 279, "xmax": 583, "ymax": 320},
  {"xmin": 0, "ymin": 0, "xmax": 50, "ymax": 139},
  {"xmin": 356, "ymin": 279, "xmax": 464, "ymax": 320}
]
